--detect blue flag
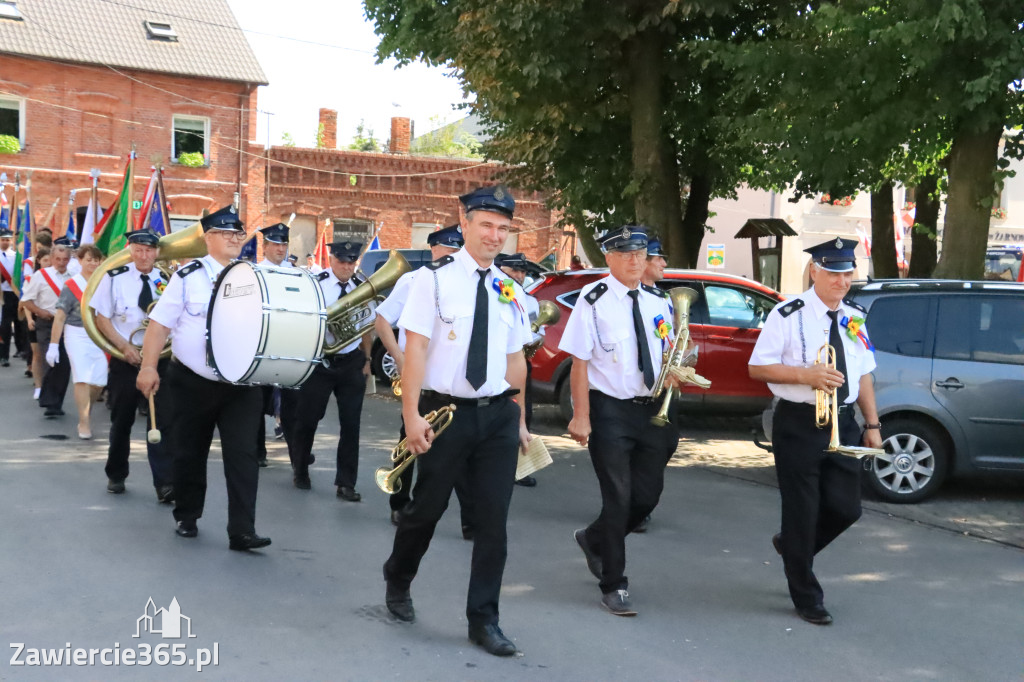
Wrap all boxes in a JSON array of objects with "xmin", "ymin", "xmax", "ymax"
[
  {"xmin": 0, "ymin": 207, "xmax": 7, "ymax": 230},
  {"xmin": 368, "ymin": 234, "xmax": 381, "ymax": 251},
  {"xmin": 148, "ymin": 191, "xmax": 167, "ymax": 236},
  {"xmin": 65, "ymin": 211, "xmax": 76, "ymax": 241},
  {"xmin": 239, "ymin": 233, "xmax": 258, "ymax": 262}
]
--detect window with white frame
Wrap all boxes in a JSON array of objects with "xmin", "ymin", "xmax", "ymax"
[
  {"xmin": 331, "ymin": 218, "xmax": 373, "ymax": 244},
  {"xmin": 0, "ymin": 97, "xmax": 24, "ymax": 145},
  {"xmin": 172, "ymin": 115, "xmax": 208, "ymax": 163}
]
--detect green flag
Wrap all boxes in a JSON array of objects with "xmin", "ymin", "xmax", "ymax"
[{"xmin": 94, "ymin": 155, "xmax": 133, "ymax": 255}]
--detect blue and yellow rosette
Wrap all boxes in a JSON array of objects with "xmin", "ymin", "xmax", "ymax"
[
  {"xmin": 492, "ymin": 277, "xmax": 525, "ymax": 319},
  {"xmin": 653, "ymin": 314, "xmax": 673, "ymax": 349},
  {"xmin": 840, "ymin": 315, "xmax": 874, "ymax": 351}
]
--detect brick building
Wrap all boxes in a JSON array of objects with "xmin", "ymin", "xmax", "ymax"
[
  {"xmin": 0, "ymin": 0, "xmax": 564, "ymax": 265},
  {"xmin": 0, "ymin": 0, "xmax": 267, "ymax": 231},
  {"xmin": 263, "ymin": 109, "xmax": 564, "ymax": 265}
]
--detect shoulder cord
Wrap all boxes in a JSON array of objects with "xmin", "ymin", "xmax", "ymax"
[
  {"xmin": 432, "ymin": 271, "xmax": 455, "ymax": 327},
  {"xmin": 798, "ymin": 308, "xmax": 807, "ymax": 366},
  {"xmin": 591, "ymin": 303, "xmax": 614, "ymax": 354}
]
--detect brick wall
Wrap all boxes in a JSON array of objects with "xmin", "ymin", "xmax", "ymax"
[{"xmin": 0, "ymin": 54, "xmax": 258, "ymax": 233}]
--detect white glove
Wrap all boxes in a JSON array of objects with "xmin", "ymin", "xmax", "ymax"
[{"xmin": 45, "ymin": 342, "xmax": 60, "ymax": 367}]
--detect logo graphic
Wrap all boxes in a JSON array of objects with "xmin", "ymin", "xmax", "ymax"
[{"xmin": 134, "ymin": 598, "xmax": 196, "ymax": 639}]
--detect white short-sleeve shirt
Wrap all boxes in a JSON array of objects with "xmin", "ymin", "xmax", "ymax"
[
  {"xmin": 398, "ymin": 248, "xmax": 531, "ymax": 398},
  {"xmin": 558, "ymin": 274, "xmax": 673, "ymax": 400},
  {"xmin": 376, "ymin": 269, "xmax": 415, "ymax": 351},
  {"xmin": 90, "ymin": 262, "xmax": 164, "ymax": 342},
  {"xmin": 748, "ymin": 287, "xmax": 877, "ymax": 404},
  {"xmin": 0, "ymin": 248, "xmax": 16, "ymax": 293},
  {"xmin": 21, "ymin": 266, "xmax": 70, "ymax": 313},
  {"xmin": 148, "ymin": 255, "xmax": 224, "ymax": 381}
]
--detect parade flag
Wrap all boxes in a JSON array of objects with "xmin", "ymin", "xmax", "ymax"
[
  {"xmin": 136, "ymin": 167, "xmax": 158, "ymax": 230},
  {"xmin": 368, "ymin": 234, "xmax": 381, "ymax": 251},
  {"xmin": 65, "ymin": 210, "xmax": 76, "ymax": 241},
  {"xmin": 893, "ymin": 214, "xmax": 907, "ymax": 270},
  {"xmin": 854, "ymin": 224, "xmax": 872, "ymax": 257},
  {"xmin": 81, "ymin": 189, "xmax": 103, "ymax": 245},
  {"xmin": 94, "ymin": 152, "xmax": 135, "ymax": 255},
  {"xmin": 314, "ymin": 223, "xmax": 329, "ymax": 269},
  {"xmin": 138, "ymin": 167, "xmax": 170, "ymax": 236},
  {"xmin": 0, "ymin": 184, "xmax": 8, "ymax": 230},
  {"xmin": 12, "ymin": 199, "xmax": 31, "ymax": 294}
]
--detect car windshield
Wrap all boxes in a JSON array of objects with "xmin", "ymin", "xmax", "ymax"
[{"xmin": 984, "ymin": 251, "xmax": 1021, "ymax": 281}]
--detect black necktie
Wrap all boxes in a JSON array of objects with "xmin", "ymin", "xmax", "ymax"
[
  {"xmin": 628, "ymin": 289, "xmax": 655, "ymax": 389},
  {"xmin": 138, "ymin": 274, "xmax": 153, "ymax": 311},
  {"xmin": 466, "ymin": 269, "xmax": 489, "ymax": 390},
  {"xmin": 337, "ymin": 281, "xmax": 347, "ymax": 301},
  {"xmin": 827, "ymin": 310, "xmax": 849, "ymax": 404}
]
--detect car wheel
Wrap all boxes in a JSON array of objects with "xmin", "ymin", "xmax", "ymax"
[
  {"xmin": 558, "ymin": 378, "xmax": 574, "ymax": 423},
  {"xmin": 380, "ymin": 351, "xmax": 399, "ymax": 380},
  {"xmin": 864, "ymin": 417, "xmax": 949, "ymax": 503}
]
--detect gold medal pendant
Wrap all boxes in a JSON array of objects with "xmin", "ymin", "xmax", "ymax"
[
  {"xmin": 613, "ymin": 351, "xmax": 618, "ymax": 363},
  {"xmin": 448, "ymin": 329, "xmax": 457, "ymax": 341}
]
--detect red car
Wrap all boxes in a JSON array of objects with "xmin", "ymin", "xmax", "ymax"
[{"xmin": 526, "ymin": 269, "xmax": 785, "ymax": 421}]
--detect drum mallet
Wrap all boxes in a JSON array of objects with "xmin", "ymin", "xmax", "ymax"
[{"xmin": 147, "ymin": 393, "xmax": 161, "ymax": 444}]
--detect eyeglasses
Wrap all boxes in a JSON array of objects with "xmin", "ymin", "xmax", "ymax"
[
  {"xmin": 609, "ymin": 250, "xmax": 648, "ymax": 262},
  {"xmin": 214, "ymin": 230, "xmax": 248, "ymax": 242}
]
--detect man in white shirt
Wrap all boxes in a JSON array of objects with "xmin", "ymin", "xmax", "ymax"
[
  {"xmin": 748, "ymin": 237, "xmax": 882, "ymax": 626},
  {"xmin": 254, "ymin": 223, "xmax": 292, "ymax": 466},
  {"xmin": 0, "ymin": 227, "xmax": 27, "ymax": 366},
  {"xmin": 138, "ymin": 206, "xmax": 271, "ymax": 552},
  {"xmin": 22, "ymin": 240, "xmax": 73, "ymax": 416}
]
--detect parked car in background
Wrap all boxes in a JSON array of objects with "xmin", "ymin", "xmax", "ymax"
[
  {"xmin": 984, "ymin": 246, "xmax": 1024, "ymax": 282},
  {"xmin": 849, "ymin": 279, "xmax": 1024, "ymax": 503},
  {"xmin": 526, "ymin": 269, "xmax": 784, "ymax": 421}
]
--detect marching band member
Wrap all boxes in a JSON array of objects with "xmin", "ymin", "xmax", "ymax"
[
  {"xmin": 748, "ymin": 238, "xmax": 881, "ymax": 626},
  {"xmin": 254, "ymin": 223, "xmax": 292, "ymax": 467},
  {"xmin": 288, "ymin": 241, "xmax": 372, "ymax": 496},
  {"xmin": 90, "ymin": 228, "xmax": 173, "ymax": 500},
  {"xmin": 22, "ymin": 238, "xmax": 74, "ymax": 417},
  {"xmin": 559, "ymin": 225, "xmax": 681, "ymax": 617},
  {"xmin": 0, "ymin": 227, "xmax": 28, "ymax": 367},
  {"xmin": 495, "ymin": 252, "xmax": 540, "ymax": 487},
  {"xmin": 47, "ymin": 244, "xmax": 106, "ymax": 440},
  {"xmin": 374, "ymin": 223, "xmax": 464, "ymax": 525},
  {"xmin": 383, "ymin": 186, "xmax": 531, "ymax": 657},
  {"xmin": 137, "ymin": 206, "xmax": 271, "ymax": 552}
]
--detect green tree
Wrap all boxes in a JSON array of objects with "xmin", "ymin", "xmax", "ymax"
[
  {"xmin": 280, "ymin": 131, "xmax": 296, "ymax": 147},
  {"xmin": 348, "ymin": 119, "xmax": 382, "ymax": 152}
]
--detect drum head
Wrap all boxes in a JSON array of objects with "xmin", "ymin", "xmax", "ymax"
[{"xmin": 208, "ymin": 261, "xmax": 264, "ymax": 383}]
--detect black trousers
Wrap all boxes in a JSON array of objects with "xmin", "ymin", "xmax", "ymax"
[
  {"xmin": 290, "ymin": 350, "xmax": 365, "ymax": 486},
  {"xmin": 0, "ymin": 290, "xmax": 26, "ymax": 360},
  {"xmin": 581, "ymin": 390, "xmax": 679, "ymax": 593},
  {"xmin": 166, "ymin": 361, "xmax": 262, "ymax": 537},
  {"xmin": 255, "ymin": 386, "xmax": 276, "ymax": 460},
  {"xmin": 36, "ymin": 320, "xmax": 70, "ymax": 410},
  {"xmin": 104, "ymin": 357, "xmax": 173, "ymax": 487},
  {"xmin": 772, "ymin": 399, "xmax": 863, "ymax": 609},
  {"xmin": 388, "ymin": 422, "xmax": 414, "ymax": 512},
  {"xmin": 384, "ymin": 393, "xmax": 520, "ymax": 627}
]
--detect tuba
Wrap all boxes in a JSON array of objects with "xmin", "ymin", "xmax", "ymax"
[
  {"xmin": 523, "ymin": 299, "xmax": 561, "ymax": 359},
  {"xmin": 650, "ymin": 287, "xmax": 710, "ymax": 426},
  {"xmin": 322, "ymin": 250, "xmax": 412, "ymax": 355},
  {"xmin": 81, "ymin": 221, "xmax": 208, "ymax": 361},
  {"xmin": 814, "ymin": 344, "xmax": 885, "ymax": 459},
  {"xmin": 375, "ymin": 405, "xmax": 456, "ymax": 494}
]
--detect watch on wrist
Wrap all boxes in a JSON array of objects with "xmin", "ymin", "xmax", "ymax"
[{"xmin": 865, "ymin": 423, "xmax": 882, "ymax": 430}]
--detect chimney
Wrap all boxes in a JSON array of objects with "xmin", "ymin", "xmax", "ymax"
[
  {"xmin": 318, "ymin": 108, "xmax": 337, "ymax": 149},
  {"xmin": 389, "ymin": 116, "xmax": 411, "ymax": 154}
]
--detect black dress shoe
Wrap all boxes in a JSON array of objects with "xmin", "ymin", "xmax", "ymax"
[
  {"xmin": 772, "ymin": 533, "xmax": 783, "ymax": 556},
  {"xmin": 229, "ymin": 533, "xmax": 271, "ymax": 551},
  {"xmin": 468, "ymin": 623, "xmax": 517, "ymax": 657},
  {"xmin": 107, "ymin": 479, "xmax": 126, "ymax": 494},
  {"xmin": 0, "ymin": 359, "xmax": 9, "ymax": 367},
  {"xmin": 514, "ymin": 475, "xmax": 537, "ymax": 487},
  {"xmin": 796, "ymin": 605, "xmax": 833, "ymax": 625},
  {"xmin": 293, "ymin": 475, "xmax": 311, "ymax": 490},
  {"xmin": 574, "ymin": 529, "xmax": 602, "ymax": 580},
  {"xmin": 336, "ymin": 486, "xmax": 361, "ymax": 502},
  {"xmin": 155, "ymin": 485, "xmax": 175, "ymax": 503},
  {"xmin": 601, "ymin": 589, "xmax": 638, "ymax": 617},
  {"xmin": 175, "ymin": 520, "xmax": 198, "ymax": 538},
  {"xmin": 633, "ymin": 514, "xmax": 651, "ymax": 533},
  {"xmin": 385, "ymin": 583, "xmax": 415, "ymax": 622},
  {"xmin": 390, "ymin": 509, "xmax": 402, "ymax": 527},
  {"xmin": 257, "ymin": 456, "xmax": 268, "ymax": 468},
  {"xmin": 461, "ymin": 524, "xmax": 474, "ymax": 541},
  {"xmin": 43, "ymin": 407, "xmax": 65, "ymax": 417}
]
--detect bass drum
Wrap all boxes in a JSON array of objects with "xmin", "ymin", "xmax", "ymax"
[{"xmin": 207, "ymin": 261, "xmax": 327, "ymax": 387}]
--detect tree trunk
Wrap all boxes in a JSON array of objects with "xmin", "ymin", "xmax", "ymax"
[
  {"xmin": 907, "ymin": 170, "xmax": 940, "ymax": 278},
  {"xmin": 870, "ymin": 182, "xmax": 898, "ymax": 279},
  {"xmin": 626, "ymin": 30, "xmax": 685, "ymax": 266},
  {"xmin": 932, "ymin": 122, "xmax": 1003, "ymax": 279},
  {"xmin": 680, "ymin": 172, "xmax": 712, "ymax": 268}
]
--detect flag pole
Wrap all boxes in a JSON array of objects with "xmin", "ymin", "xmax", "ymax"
[
  {"xmin": 24, "ymin": 170, "xmax": 33, "ymax": 255},
  {"xmin": 11, "ymin": 172, "xmax": 20, "ymax": 240},
  {"xmin": 155, "ymin": 164, "xmax": 170, "ymax": 235},
  {"xmin": 126, "ymin": 146, "xmax": 136, "ymax": 236}
]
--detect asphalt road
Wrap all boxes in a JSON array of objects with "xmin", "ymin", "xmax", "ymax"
[{"xmin": 1, "ymin": 368, "xmax": 1022, "ymax": 681}]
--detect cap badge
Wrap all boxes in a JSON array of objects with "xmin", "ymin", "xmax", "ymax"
[
  {"xmin": 493, "ymin": 187, "xmax": 505, "ymax": 201},
  {"xmin": 229, "ymin": 206, "xmax": 236, "ymax": 214},
  {"xmin": 834, "ymin": 237, "xmax": 843, "ymax": 249},
  {"xmin": 344, "ymin": 242, "xmax": 352, "ymax": 250},
  {"xmin": 622, "ymin": 227, "xmax": 631, "ymax": 239}
]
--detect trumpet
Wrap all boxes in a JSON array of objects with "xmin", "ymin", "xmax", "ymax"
[
  {"xmin": 375, "ymin": 405, "xmax": 456, "ymax": 494},
  {"xmin": 523, "ymin": 299, "xmax": 561, "ymax": 359},
  {"xmin": 814, "ymin": 343, "xmax": 885, "ymax": 459},
  {"xmin": 651, "ymin": 287, "xmax": 710, "ymax": 426}
]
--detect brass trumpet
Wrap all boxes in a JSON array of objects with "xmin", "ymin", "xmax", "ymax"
[
  {"xmin": 375, "ymin": 405, "xmax": 456, "ymax": 494},
  {"xmin": 523, "ymin": 299, "xmax": 561, "ymax": 359},
  {"xmin": 651, "ymin": 287, "xmax": 709, "ymax": 426},
  {"xmin": 814, "ymin": 343, "xmax": 885, "ymax": 459}
]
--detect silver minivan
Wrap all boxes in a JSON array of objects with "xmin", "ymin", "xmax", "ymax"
[{"xmin": 849, "ymin": 280, "xmax": 1024, "ymax": 502}]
